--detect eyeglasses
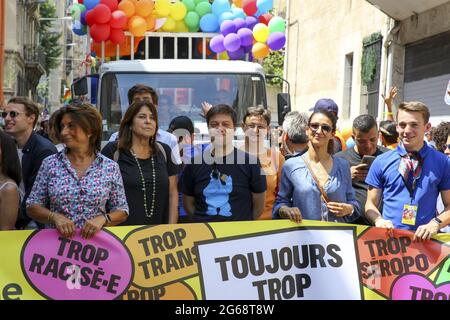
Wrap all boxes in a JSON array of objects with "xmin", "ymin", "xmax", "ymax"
[
  {"xmin": 309, "ymin": 123, "xmax": 333, "ymax": 134},
  {"xmin": 1, "ymin": 111, "xmax": 26, "ymax": 118}
]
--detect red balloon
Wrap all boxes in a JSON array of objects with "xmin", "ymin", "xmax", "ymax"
[
  {"xmin": 100, "ymin": 0, "xmax": 118, "ymax": 11},
  {"xmin": 110, "ymin": 10, "xmax": 128, "ymax": 29},
  {"xmin": 243, "ymin": 0, "xmax": 257, "ymax": 16},
  {"xmin": 109, "ymin": 28, "xmax": 126, "ymax": 44},
  {"xmin": 259, "ymin": 13, "xmax": 272, "ymax": 25},
  {"xmin": 85, "ymin": 10, "xmax": 95, "ymax": 26},
  {"xmin": 93, "ymin": 4, "xmax": 112, "ymax": 24},
  {"xmin": 90, "ymin": 23, "xmax": 111, "ymax": 42},
  {"xmin": 78, "ymin": 0, "xmax": 84, "ymax": 3}
]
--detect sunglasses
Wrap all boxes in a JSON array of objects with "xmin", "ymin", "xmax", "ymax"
[
  {"xmin": 309, "ymin": 123, "xmax": 333, "ymax": 134},
  {"xmin": 1, "ymin": 111, "xmax": 26, "ymax": 118}
]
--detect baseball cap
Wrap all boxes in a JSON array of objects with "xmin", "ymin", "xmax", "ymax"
[{"xmin": 309, "ymin": 98, "xmax": 339, "ymax": 115}]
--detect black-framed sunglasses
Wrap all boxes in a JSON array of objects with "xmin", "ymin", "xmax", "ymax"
[
  {"xmin": 309, "ymin": 123, "xmax": 333, "ymax": 134},
  {"xmin": 1, "ymin": 111, "xmax": 26, "ymax": 118}
]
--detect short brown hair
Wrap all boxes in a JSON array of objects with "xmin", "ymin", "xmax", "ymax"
[
  {"xmin": 54, "ymin": 103, "xmax": 103, "ymax": 153},
  {"xmin": 397, "ymin": 101, "xmax": 430, "ymax": 123},
  {"xmin": 118, "ymin": 101, "xmax": 159, "ymax": 153},
  {"xmin": 127, "ymin": 84, "xmax": 158, "ymax": 105},
  {"xmin": 206, "ymin": 104, "xmax": 237, "ymax": 127},
  {"xmin": 243, "ymin": 106, "xmax": 271, "ymax": 126},
  {"xmin": 7, "ymin": 97, "xmax": 40, "ymax": 128}
]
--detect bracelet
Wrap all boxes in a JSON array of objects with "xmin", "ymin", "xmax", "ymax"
[
  {"xmin": 103, "ymin": 213, "xmax": 112, "ymax": 224},
  {"xmin": 384, "ymin": 112, "xmax": 393, "ymax": 116},
  {"xmin": 48, "ymin": 211, "xmax": 55, "ymax": 222}
]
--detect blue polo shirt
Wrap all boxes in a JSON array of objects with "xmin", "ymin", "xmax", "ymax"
[{"xmin": 366, "ymin": 142, "xmax": 450, "ymax": 230}]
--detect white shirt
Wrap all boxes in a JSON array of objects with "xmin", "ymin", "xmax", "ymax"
[{"xmin": 109, "ymin": 129, "xmax": 182, "ymax": 164}]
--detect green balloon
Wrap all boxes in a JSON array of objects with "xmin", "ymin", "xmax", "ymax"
[
  {"xmin": 184, "ymin": 11, "xmax": 200, "ymax": 29},
  {"xmin": 189, "ymin": 26, "xmax": 200, "ymax": 33},
  {"xmin": 182, "ymin": 0, "xmax": 196, "ymax": 12},
  {"xmin": 269, "ymin": 17, "xmax": 286, "ymax": 34},
  {"xmin": 195, "ymin": 2, "xmax": 211, "ymax": 17},
  {"xmin": 194, "ymin": 0, "xmax": 208, "ymax": 5}
]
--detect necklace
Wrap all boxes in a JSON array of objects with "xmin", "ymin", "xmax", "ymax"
[{"xmin": 130, "ymin": 148, "xmax": 156, "ymax": 218}]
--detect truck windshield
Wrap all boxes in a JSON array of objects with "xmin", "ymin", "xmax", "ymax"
[{"xmin": 99, "ymin": 72, "xmax": 266, "ymax": 140}]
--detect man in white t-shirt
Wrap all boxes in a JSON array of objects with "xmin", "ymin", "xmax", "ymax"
[{"xmin": 108, "ymin": 84, "xmax": 181, "ymax": 165}]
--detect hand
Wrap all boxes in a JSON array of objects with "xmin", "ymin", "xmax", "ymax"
[
  {"xmin": 81, "ymin": 215, "xmax": 106, "ymax": 239},
  {"xmin": 53, "ymin": 213, "xmax": 76, "ymax": 238},
  {"xmin": 327, "ymin": 202, "xmax": 354, "ymax": 217},
  {"xmin": 200, "ymin": 101, "xmax": 213, "ymax": 119},
  {"xmin": 381, "ymin": 86, "xmax": 398, "ymax": 111},
  {"xmin": 351, "ymin": 164, "xmax": 369, "ymax": 182},
  {"xmin": 374, "ymin": 217, "xmax": 394, "ymax": 236},
  {"xmin": 279, "ymin": 206, "xmax": 302, "ymax": 223},
  {"xmin": 413, "ymin": 221, "xmax": 440, "ymax": 242}
]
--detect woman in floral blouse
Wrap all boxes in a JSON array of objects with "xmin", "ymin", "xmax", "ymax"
[{"xmin": 27, "ymin": 104, "xmax": 129, "ymax": 239}]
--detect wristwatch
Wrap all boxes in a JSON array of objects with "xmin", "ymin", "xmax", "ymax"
[{"xmin": 432, "ymin": 217, "xmax": 442, "ymax": 227}]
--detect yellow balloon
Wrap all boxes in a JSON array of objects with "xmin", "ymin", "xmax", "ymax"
[
  {"xmin": 233, "ymin": 0, "xmax": 243, "ymax": 8},
  {"xmin": 162, "ymin": 17, "xmax": 176, "ymax": 31},
  {"xmin": 218, "ymin": 51, "xmax": 229, "ymax": 60},
  {"xmin": 174, "ymin": 20, "xmax": 189, "ymax": 32},
  {"xmin": 252, "ymin": 42, "xmax": 269, "ymax": 59},
  {"xmin": 171, "ymin": 2, "xmax": 188, "ymax": 21},
  {"xmin": 155, "ymin": 0, "xmax": 171, "ymax": 16},
  {"xmin": 253, "ymin": 23, "xmax": 270, "ymax": 43}
]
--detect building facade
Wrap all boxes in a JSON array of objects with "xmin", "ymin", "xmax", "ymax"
[
  {"xmin": 284, "ymin": 0, "xmax": 389, "ymax": 126},
  {"xmin": 3, "ymin": 0, "xmax": 45, "ymax": 102}
]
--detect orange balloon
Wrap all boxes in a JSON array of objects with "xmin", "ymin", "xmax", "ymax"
[
  {"xmin": 128, "ymin": 16, "xmax": 147, "ymax": 37},
  {"xmin": 198, "ymin": 39, "xmax": 212, "ymax": 56},
  {"xmin": 118, "ymin": 0, "xmax": 135, "ymax": 18},
  {"xmin": 145, "ymin": 15, "xmax": 156, "ymax": 31},
  {"xmin": 91, "ymin": 37, "xmax": 144, "ymax": 58},
  {"xmin": 135, "ymin": 0, "xmax": 154, "ymax": 17},
  {"xmin": 252, "ymin": 42, "xmax": 269, "ymax": 59},
  {"xmin": 233, "ymin": 0, "xmax": 243, "ymax": 8}
]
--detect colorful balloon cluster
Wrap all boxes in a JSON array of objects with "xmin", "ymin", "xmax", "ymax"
[
  {"xmin": 70, "ymin": 0, "xmax": 286, "ymax": 60},
  {"xmin": 209, "ymin": 4, "xmax": 286, "ymax": 60},
  {"xmin": 71, "ymin": 0, "xmax": 161, "ymax": 45}
]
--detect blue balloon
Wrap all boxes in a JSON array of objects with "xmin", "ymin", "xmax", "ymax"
[
  {"xmin": 346, "ymin": 137, "xmax": 356, "ymax": 149},
  {"xmin": 80, "ymin": 11, "xmax": 87, "ymax": 26},
  {"xmin": 257, "ymin": 0, "xmax": 273, "ymax": 15},
  {"xmin": 219, "ymin": 11, "xmax": 234, "ymax": 25},
  {"xmin": 200, "ymin": 14, "xmax": 219, "ymax": 32},
  {"xmin": 72, "ymin": 21, "xmax": 87, "ymax": 36},
  {"xmin": 84, "ymin": 0, "xmax": 99, "ymax": 11},
  {"xmin": 231, "ymin": 8, "xmax": 246, "ymax": 20},
  {"xmin": 211, "ymin": 0, "xmax": 231, "ymax": 17}
]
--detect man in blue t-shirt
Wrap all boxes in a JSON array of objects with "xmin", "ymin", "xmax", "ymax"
[
  {"xmin": 179, "ymin": 105, "xmax": 267, "ymax": 222},
  {"xmin": 365, "ymin": 102, "xmax": 450, "ymax": 241}
]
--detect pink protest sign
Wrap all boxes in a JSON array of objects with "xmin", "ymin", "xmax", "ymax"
[{"xmin": 21, "ymin": 229, "xmax": 133, "ymax": 300}]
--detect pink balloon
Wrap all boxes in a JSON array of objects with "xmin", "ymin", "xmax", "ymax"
[{"xmin": 110, "ymin": 10, "xmax": 128, "ymax": 29}]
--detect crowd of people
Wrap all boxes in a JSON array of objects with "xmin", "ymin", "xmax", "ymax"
[{"xmin": 0, "ymin": 84, "xmax": 449, "ymax": 242}]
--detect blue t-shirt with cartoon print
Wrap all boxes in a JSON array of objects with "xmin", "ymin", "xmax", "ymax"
[{"xmin": 179, "ymin": 148, "xmax": 267, "ymax": 222}]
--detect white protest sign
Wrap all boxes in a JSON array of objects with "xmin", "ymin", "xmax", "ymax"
[{"xmin": 196, "ymin": 227, "xmax": 362, "ymax": 300}]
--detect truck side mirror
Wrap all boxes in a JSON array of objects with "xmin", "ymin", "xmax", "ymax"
[
  {"xmin": 277, "ymin": 93, "xmax": 291, "ymax": 125},
  {"xmin": 72, "ymin": 77, "xmax": 88, "ymax": 96}
]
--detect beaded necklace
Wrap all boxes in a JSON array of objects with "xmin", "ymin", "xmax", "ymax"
[{"xmin": 130, "ymin": 148, "xmax": 156, "ymax": 218}]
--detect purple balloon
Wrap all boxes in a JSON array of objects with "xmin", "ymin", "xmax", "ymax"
[
  {"xmin": 242, "ymin": 44, "xmax": 253, "ymax": 54},
  {"xmin": 228, "ymin": 47, "xmax": 245, "ymax": 60},
  {"xmin": 267, "ymin": 32, "xmax": 286, "ymax": 51},
  {"xmin": 220, "ymin": 20, "xmax": 236, "ymax": 36},
  {"xmin": 245, "ymin": 16, "xmax": 258, "ymax": 30},
  {"xmin": 210, "ymin": 34, "xmax": 226, "ymax": 53},
  {"xmin": 80, "ymin": 11, "xmax": 87, "ymax": 26},
  {"xmin": 237, "ymin": 28, "xmax": 254, "ymax": 47},
  {"xmin": 233, "ymin": 18, "xmax": 246, "ymax": 31},
  {"xmin": 223, "ymin": 33, "xmax": 242, "ymax": 53}
]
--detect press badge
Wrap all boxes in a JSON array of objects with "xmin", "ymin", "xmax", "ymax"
[{"xmin": 402, "ymin": 204, "xmax": 418, "ymax": 226}]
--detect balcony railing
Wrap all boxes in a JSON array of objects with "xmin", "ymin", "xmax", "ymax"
[{"xmin": 24, "ymin": 45, "xmax": 46, "ymax": 73}]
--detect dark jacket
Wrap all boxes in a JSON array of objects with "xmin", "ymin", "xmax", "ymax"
[{"xmin": 16, "ymin": 132, "xmax": 57, "ymax": 229}]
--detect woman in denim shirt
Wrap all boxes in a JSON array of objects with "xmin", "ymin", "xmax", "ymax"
[{"xmin": 273, "ymin": 110, "xmax": 360, "ymax": 223}]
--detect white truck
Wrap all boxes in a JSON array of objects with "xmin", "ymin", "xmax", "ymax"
[{"xmin": 72, "ymin": 32, "xmax": 290, "ymax": 144}]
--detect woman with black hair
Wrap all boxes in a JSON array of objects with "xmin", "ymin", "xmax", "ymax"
[{"xmin": 0, "ymin": 131, "xmax": 22, "ymax": 229}]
